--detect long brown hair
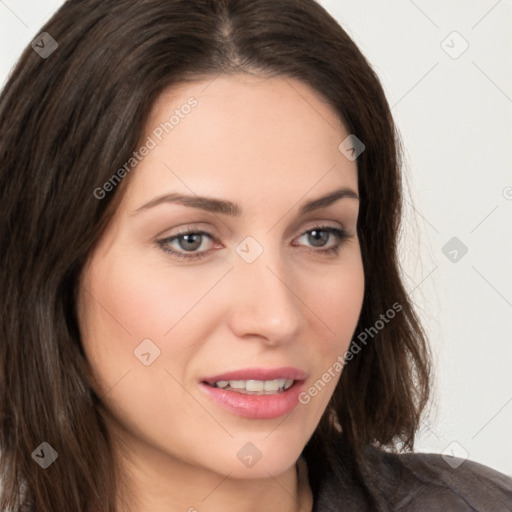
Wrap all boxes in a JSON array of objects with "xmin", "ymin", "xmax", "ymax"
[{"xmin": 0, "ymin": 0, "xmax": 431, "ymax": 510}]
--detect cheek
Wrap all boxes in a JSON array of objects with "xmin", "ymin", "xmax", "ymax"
[
  {"xmin": 291, "ymin": 263, "xmax": 364, "ymax": 426},
  {"xmin": 308, "ymin": 249, "xmax": 365, "ymax": 355},
  {"xmin": 77, "ymin": 251, "xmax": 217, "ymax": 443},
  {"xmin": 77, "ymin": 246, "xmax": 232, "ymax": 390},
  {"xmin": 82, "ymin": 246, "xmax": 229, "ymax": 340}
]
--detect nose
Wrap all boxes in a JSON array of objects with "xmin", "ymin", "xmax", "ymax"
[{"xmin": 227, "ymin": 246, "xmax": 307, "ymax": 346}]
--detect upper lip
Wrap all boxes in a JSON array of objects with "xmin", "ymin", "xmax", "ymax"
[{"xmin": 201, "ymin": 367, "xmax": 308, "ymax": 384}]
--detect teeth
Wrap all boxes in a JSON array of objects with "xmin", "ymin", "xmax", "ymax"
[
  {"xmin": 284, "ymin": 379, "xmax": 294, "ymax": 390},
  {"xmin": 263, "ymin": 380, "xmax": 280, "ymax": 391},
  {"xmin": 246, "ymin": 380, "xmax": 264, "ymax": 392},
  {"xmin": 212, "ymin": 378, "xmax": 295, "ymax": 393}
]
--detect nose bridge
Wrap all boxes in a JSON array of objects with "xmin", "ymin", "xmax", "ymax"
[{"xmin": 229, "ymin": 236, "xmax": 305, "ymax": 342}]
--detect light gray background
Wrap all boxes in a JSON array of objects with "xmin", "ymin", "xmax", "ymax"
[{"xmin": 1, "ymin": 0, "xmax": 511, "ymax": 476}]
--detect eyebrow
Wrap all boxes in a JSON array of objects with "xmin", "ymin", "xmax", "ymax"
[{"xmin": 133, "ymin": 186, "xmax": 359, "ymax": 217}]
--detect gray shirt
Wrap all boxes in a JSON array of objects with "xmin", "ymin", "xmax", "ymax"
[{"xmin": 303, "ymin": 441, "xmax": 512, "ymax": 511}]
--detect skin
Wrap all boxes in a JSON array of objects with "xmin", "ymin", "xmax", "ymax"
[{"xmin": 77, "ymin": 73, "xmax": 365, "ymax": 512}]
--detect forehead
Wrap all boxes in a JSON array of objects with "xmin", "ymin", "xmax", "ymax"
[{"xmin": 122, "ymin": 73, "xmax": 358, "ymax": 210}]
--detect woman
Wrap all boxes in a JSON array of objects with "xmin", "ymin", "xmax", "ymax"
[{"xmin": 0, "ymin": 1, "xmax": 511, "ymax": 511}]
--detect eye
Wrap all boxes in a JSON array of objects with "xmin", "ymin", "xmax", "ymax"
[
  {"xmin": 157, "ymin": 230, "xmax": 217, "ymax": 260},
  {"xmin": 293, "ymin": 225, "xmax": 350, "ymax": 256},
  {"xmin": 157, "ymin": 224, "xmax": 351, "ymax": 261}
]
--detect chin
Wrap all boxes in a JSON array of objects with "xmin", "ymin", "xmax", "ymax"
[{"xmin": 201, "ymin": 434, "xmax": 307, "ymax": 480}]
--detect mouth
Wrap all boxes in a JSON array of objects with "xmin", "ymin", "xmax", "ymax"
[
  {"xmin": 199, "ymin": 367, "xmax": 307, "ymax": 419},
  {"xmin": 204, "ymin": 378, "xmax": 296, "ymax": 395}
]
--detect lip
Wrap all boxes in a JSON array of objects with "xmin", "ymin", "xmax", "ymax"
[
  {"xmin": 199, "ymin": 381, "xmax": 306, "ymax": 419},
  {"xmin": 199, "ymin": 367, "xmax": 308, "ymax": 420},
  {"xmin": 201, "ymin": 366, "xmax": 307, "ymax": 384}
]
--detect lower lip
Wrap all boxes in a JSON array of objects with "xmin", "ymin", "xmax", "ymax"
[{"xmin": 199, "ymin": 381, "xmax": 305, "ymax": 419}]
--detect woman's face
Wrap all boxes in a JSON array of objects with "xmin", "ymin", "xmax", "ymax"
[{"xmin": 78, "ymin": 73, "xmax": 364, "ymax": 480}]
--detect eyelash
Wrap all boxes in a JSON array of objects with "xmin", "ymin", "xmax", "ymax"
[{"xmin": 157, "ymin": 224, "xmax": 350, "ymax": 261}]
